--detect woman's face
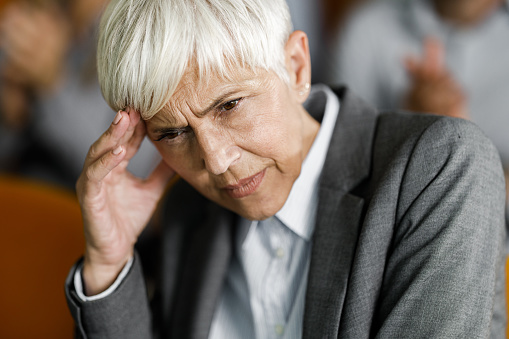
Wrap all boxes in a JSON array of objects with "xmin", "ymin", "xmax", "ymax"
[{"xmin": 145, "ymin": 67, "xmax": 319, "ymax": 220}]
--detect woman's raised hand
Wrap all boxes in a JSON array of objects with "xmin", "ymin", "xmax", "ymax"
[{"xmin": 76, "ymin": 109, "xmax": 174, "ymax": 295}]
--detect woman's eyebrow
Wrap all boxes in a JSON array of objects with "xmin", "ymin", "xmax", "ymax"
[
  {"xmin": 150, "ymin": 126, "xmax": 188, "ymax": 136},
  {"xmin": 197, "ymin": 90, "xmax": 240, "ymax": 117},
  {"xmin": 151, "ymin": 87, "xmax": 246, "ymax": 132}
]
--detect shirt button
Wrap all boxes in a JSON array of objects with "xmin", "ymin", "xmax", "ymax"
[
  {"xmin": 276, "ymin": 248, "xmax": 285, "ymax": 258},
  {"xmin": 275, "ymin": 324, "xmax": 285, "ymax": 336}
]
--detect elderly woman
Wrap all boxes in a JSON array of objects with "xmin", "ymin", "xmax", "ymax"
[{"xmin": 65, "ymin": 0, "xmax": 506, "ymax": 338}]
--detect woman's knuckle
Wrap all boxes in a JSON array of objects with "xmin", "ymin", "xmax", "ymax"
[
  {"xmin": 88, "ymin": 144, "xmax": 99, "ymax": 159},
  {"xmin": 98, "ymin": 154, "xmax": 110, "ymax": 169},
  {"xmin": 85, "ymin": 166, "xmax": 97, "ymax": 181}
]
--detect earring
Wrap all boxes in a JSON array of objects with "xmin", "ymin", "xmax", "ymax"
[{"xmin": 299, "ymin": 83, "xmax": 310, "ymax": 96}]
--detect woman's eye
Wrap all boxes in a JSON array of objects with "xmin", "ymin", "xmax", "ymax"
[
  {"xmin": 221, "ymin": 99, "xmax": 240, "ymax": 111},
  {"xmin": 156, "ymin": 130, "xmax": 185, "ymax": 141}
]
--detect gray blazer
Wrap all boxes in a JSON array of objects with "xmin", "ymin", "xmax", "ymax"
[{"xmin": 66, "ymin": 87, "xmax": 507, "ymax": 339}]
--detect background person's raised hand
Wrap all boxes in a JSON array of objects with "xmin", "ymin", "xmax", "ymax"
[
  {"xmin": 77, "ymin": 109, "xmax": 174, "ymax": 296},
  {"xmin": 404, "ymin": 37, "xmax": 468, "ymax": 119}
]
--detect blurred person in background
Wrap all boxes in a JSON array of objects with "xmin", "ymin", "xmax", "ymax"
[
  {"xmin": 0, "ymin": 0, "xmax": 159, "ymax": 189},
  {"xmin": 329, "ymin": 0, "xmax": 509, "ymax": 201}
]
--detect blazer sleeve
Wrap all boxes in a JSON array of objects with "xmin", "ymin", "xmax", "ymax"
[
  {"xmin": 65, "ymin": 252, "xmax": 153, "ymax": 339},
  {"xmin": 374, "ymin": 117, "xmax": 506, "ymax": 338}
]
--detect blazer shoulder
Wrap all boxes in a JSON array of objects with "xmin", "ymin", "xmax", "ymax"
[
  {"xmin": 368, "ymin": 112, "xmax": 504, "ymax": 214},
  {"xmin": 375, "ymin": 111, "xmax": 500, "ymax": 159},
  {"xmin": 363, "ymin": 113, "xmax": 506, "ymax": 338}
]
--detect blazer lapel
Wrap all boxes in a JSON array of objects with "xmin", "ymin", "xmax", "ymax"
[
  {"xmin": 303, "ymin": 87, "xmax": 378, "ymax": 338},
  {"xmin": 170, "ymin": 201, "xmax": 235, "ymax": 339}
]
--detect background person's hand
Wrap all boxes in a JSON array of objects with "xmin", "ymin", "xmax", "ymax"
[
  {"xmin": 403, "ymin": 37, "xmax": 468, "ymax": 119},
  {"xmin": 77, "ymin": 109, "xmax": 174, "ymax": 295}
]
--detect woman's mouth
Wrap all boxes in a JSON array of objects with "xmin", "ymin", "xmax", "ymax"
[{"xmin": 222, "ymin": 169, "xmax": 266, "ymax": 199}]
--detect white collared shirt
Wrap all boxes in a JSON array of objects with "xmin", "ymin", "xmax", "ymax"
[{"xmin": 208, "ymin": 85, "xmax": 340, "ymax": 339}]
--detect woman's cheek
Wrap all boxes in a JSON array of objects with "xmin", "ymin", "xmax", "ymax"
[{"xmin": 155, "ymin": 145, "xmax": 186, "ymax": 172}]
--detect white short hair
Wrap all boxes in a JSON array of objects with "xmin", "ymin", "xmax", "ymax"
[{"xmin": 97, "ymin": 0, "xmax": 293, "ymax": 119}]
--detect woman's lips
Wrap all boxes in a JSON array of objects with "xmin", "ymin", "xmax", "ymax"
[{"xmin": 223, "ymin": 169, "xmax": 266, "ymax": 199}]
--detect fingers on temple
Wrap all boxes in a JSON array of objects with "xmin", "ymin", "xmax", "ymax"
[
  {"xmin": 85, "ymin": 110, "xmax": 130, "ymax": 167},
  {"xmin": 117, "ymin": 109, "xmax": 142, "ymax": 151},
  {"xmin": 85, "ymin": 145, "xmax": 126, "ymax": 183},
  {"xmin": 124, "ymin": 116, "xmax": 147, "ymax": 161}
]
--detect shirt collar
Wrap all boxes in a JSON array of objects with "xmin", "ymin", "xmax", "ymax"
[{"xmin": 275, "ymin": 84, "xmax": 340, "ymax": 241}]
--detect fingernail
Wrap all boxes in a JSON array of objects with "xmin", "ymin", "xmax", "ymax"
[
  {"xmin": 112, "ymin": 146, "xmax": 123, "ymax": 155},
  {"xmin": 113, "ymin": 111, "xmax": 122, "ymax": 125}
]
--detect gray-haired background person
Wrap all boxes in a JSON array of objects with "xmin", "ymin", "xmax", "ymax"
[{"xmin": 65, "ymin": 0, "xmax": 506, "ymax": 338}]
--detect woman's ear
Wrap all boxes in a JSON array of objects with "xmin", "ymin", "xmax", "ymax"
[{"xmin": 284, "ymin": 30, "xmax": 311, "ymax": 103}]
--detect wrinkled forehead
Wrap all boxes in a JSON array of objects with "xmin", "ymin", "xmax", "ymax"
[{"xmin": 151, "ymin": 64, "xmax": 274, "ymax": 119}]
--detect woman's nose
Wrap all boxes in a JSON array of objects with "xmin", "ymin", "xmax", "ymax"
[{"xmin": 196, "ymin": 127, "xmax": 241, "ymax": 175}]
